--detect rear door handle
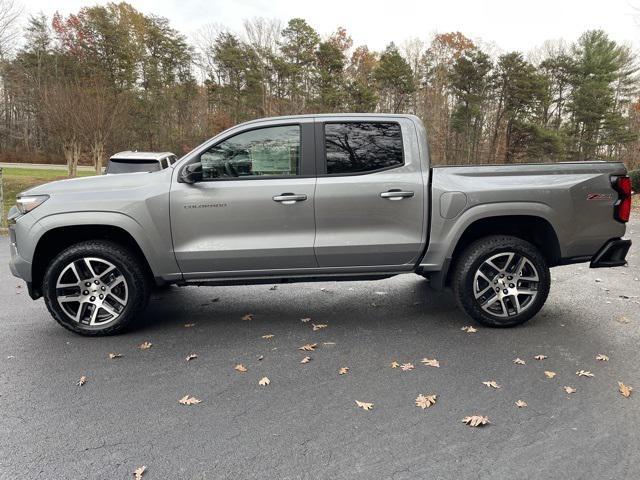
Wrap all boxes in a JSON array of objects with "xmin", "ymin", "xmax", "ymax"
[
  {"xmin": 273, "ymin": 193, "xmax": 308, "ymax": 205},
  {"xmin": 380, "ymin": 190, "xmax": 414, "ymax": 201}
]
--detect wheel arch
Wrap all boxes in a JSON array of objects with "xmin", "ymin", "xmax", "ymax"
[{"xmin": 31, "ymin": 224, "xmax": 156, "ymax": 299}]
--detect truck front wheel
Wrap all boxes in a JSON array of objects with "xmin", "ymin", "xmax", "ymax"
[
  {"xmin": 42, "ymin": 240, "xmax": 150, "ymax": 336},
  {"xmin": 451, "ymin": 235, "xmax": 551, "ymax": 327}
]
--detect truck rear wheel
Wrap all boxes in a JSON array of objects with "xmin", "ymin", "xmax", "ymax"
[
  {"xmin": 452, "ymin": 235, "xmax": 550, "ymax": 327},
  {"xmin": 42, "ymin": 240, "xmax": 150, "ymax": 336}
]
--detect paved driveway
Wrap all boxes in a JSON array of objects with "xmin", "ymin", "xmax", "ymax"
[{"xmin": 1, "ymin": 220, "xmax": 638, "ymax": 479}]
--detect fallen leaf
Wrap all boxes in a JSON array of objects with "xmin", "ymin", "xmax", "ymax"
[
  {"xmin": 108, "ymin": 353, "xmax": 122, "ymax": 359},
  {"xmin": 185, "ymin": 353, "xmax": 198, "ymax": 362},
  {"xmin": 76, "ymin": 375, "xmax": 87, "ymax": 387},
  {"xmin": 257, "ymin": 355, "xmax": 264, "ymax": 361},
  {"xmin": 595, "ymin": 354, "xmax": 609, "ymax": 361},
  {"xmin": 184, "ymin": 323, "xmax": 196, "ymax": 328},
  {"xmin": 564, "ymin": 386, "xmax": 577, "ymax": 394},
  {"xmin": 269, "ymin": 285, "xmax": 278, "ymax": 290},
  {"xmin": 234, "ymin": 364, "xmax": 247, "ymax": 373},
  {"xmin": 312, "ymin": 323, "xmax": 328, "ymax": 331},
  {"xmin": 515, "ymin": 399, "xmax": 528, "ymax": 408},
  {"xmin": 241, "ymin": 313, "xmax": 254, "ymax": 321},
  {"xmin": 420, "ymin": 358, "xmax": 440, "ymax": 368},
  {"xmin": 300, "ymin": 356, "xmax": 311, "ymax": 364},
  {"xmin": 544, "ymin": 371, "xmax": 557, "ymax": 379},
  {"xmin": 179, "ymin": 395, "xmax": 201, "ymax": 405},
  {"xmin": 298, "ymin": 343, "xmax": 317, "ymax": 352},
  {"xmin": 576, "ymin": 370, "xmax": 594, "ymax": 377},
  {"xmin": 355, "ymin": 400, "xmax": 374, "ymax": 411},
  {"xmin": 390, "ymin": 361, "xmax": 400, "ymax": 369},
  {"xmin": 301, "ymin": 318, "xmax": 311, "ymax": 323},
  {"xmin": 133, "ymin": 466, "xmax": 146, "ymax": 480},
  {"xmin": 400, "ymin": 363, "xmax": 415, "ymax": 371},
  {"xmin": 618, "ymin": 382, "xmax": 633, "ymax": 398},
  {"xmin": 415, "ymin": 394, "xmax": 437, "ymax": 409},
  {"xmin": 138, "ymin": 341, "xmax": 152, "ymax": 350},
  {"xmin": 616, "ymin": 316, "xmax": 630, "ymax": 324},
  {"xmin": 482, "ymin": 380, "xmax": 501, "ymax": 389},
  {"xmin": 513, "ymin": 358, "xmax": 526, "ymax": 365},
  {"xmin": 339, "ymin": 367, "xmax": 349, "ymax": 375},
  {"xmin": 461, "ymin": 326, "xmax": 477, "ymax": 333},
  {"xmin": 261, "ymin": 334, "xmax": 274, "ymax": 339},
  {"xmin": 259, "ymin": 377, "xmax": 270, "ymax": 386},
  {"xmin": 462, "ymin": 415, "xmax": 490, "ymax": 427},
  {"xmin": 534, "ymin": 354, "xmax": 547, "ymax": 360}
]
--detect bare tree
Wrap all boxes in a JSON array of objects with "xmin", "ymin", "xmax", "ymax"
[{"xmin": 0, "ymin": 0, "xmax": 22, "ymax": 59}]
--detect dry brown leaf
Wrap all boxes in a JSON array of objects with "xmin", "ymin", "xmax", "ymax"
[
  {"xmin": 618, "ymin": 382, "xmax": 633, "ymax": 398},
  {"xmin": 259, "ymin": 377, "xmax": 270, "ymax": 386},
  {"xmin": 300, "ymin": 356, "xmax": 311, "ymax": 364},
  {"xmin": 355, "ymin": 400, "xmax": 374, "ymax": 411},
  {"xmin": 312, "ymin": 323, "xmax": 328, "ymax": 331},
  {"xmin": 241, "ymin": 313, "xmax": 254, "ymax": 321},
  {"xmin": 462, "ymin": 415, "xmax": 490, "ymax": 427},
  {"xmin": 185, "ymin": 353, "xmax": 198, "ymax": 362},
  {"xmin": 261, "ymin": 334, "xmax": 274, "ymax": 339},
  {"xmin": 108, "ymin": 353, "xmax": 122, "ymax": 359},
  {"xmin": 576, "ymin": 370, "xmax": 594, "ymax": 377},
  {"xmin": 179, "ymin": 395, "xmax": 201, "ymax": 405},
  {"xmin": 595, "ymin": 354, "xmax": 610, "ymax": 361},
  {"xmin": 234, "ymin": 364, "xmax": 248, "ymax": 373},
  {"xmin": 298, "ymin": 343, "xmax": 317, "ymax": 352},
  {"xmin": 138, "ymin": 341, "xmax": 152, "ymax": 350},
  {"xmin": 616, "ymin": 315, "xmax": 631, "ymax": 324},
  {"xmin": 515, "ymin": 399, "xmax": 528, "ymax": 408},
  {"xmin": 339, "ymin": 367, "xmax": 349, "ymax": 375},
  {"xmin": 461, "ymin": 326, "xmax": 477, "ymax": 333},
  {"xmin": 564, "ymin": 386, "xmax": 577, "ymax": 394},
  {"xmin": 184, "ymin": 323, "xmax": 196, "ymax": 328},
  {"xmin": 390, "ymin": 361, "xmax": 400, "ymax": 369},
  {"xmin": 534, "ymin": 354, "xmax": 547, "ymax": 360},
  {"xmin": 76, "ymin": 375, "xmax": 87, "ymax": 387},
  {"xmin": 134, "ymin": 466, "xmax": 146, "ymax": 480},
  {"xmin": 420, "ymin": 358, "xmax": 440, "ymax": 368},
  {"xmin": 482, "ymin": 380, "xmax": 501, "ymax": 389},
  {"xmin": 513, "ymin": 358, "xmax": 526, "ymax": 365},
  {"xmin": 544, "ymin": 371, "xmax": 557, "ymax": 379},
  {"xmin": 301, "ymin": 317, "xmax": 311, "ymax": 323},
  {"xmin": 400, "ymin": 363, "xmax": 415, "ymax": 371},
  {"xmin": 415, "ymin": 394, "xmax": 437, "ymax": 409}
]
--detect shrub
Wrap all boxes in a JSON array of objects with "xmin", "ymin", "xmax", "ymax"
[{"xmin": 630, "ymin": 169, "xmax": 640, "ymax": 193}]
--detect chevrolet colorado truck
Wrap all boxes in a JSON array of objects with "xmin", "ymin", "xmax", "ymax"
[{"xmin": 7, "ymin": 114, "xmax": 633, "ymax": 336}]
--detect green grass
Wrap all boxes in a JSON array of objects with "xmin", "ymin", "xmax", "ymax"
[{"xmin": 1, "ymin": 167, "xmax": 95, "ymax": 227}]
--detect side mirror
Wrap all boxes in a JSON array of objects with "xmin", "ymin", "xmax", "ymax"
[{"xmin": 181, "ymin": 162, "xmax": 203, "ymax": 184}]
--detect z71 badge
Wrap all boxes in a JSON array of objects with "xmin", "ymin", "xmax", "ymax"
[{"xmin": 587, "ymin": 193, "xmax": 613, "ymax": 201}]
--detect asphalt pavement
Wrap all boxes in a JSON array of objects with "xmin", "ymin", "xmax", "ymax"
[{"xmin": 0, "ymin": 220, "xmax": 639, "ymax": 480}]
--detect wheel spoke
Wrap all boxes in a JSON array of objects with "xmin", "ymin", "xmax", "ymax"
[
  {"xmin": 502, "ymin": 253, "xmax": 515, "ymax": 271},
  {"xmin": 474, "ymin": 284, "xmax": 492, "ymax": 299},
  {"xmin": 56, "ymin": 256, "xmax": 128, "ymax": 327}
]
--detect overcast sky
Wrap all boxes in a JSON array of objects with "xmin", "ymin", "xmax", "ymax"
[{"xmin": 21, "ymin": 0, "xmax": 640, "ymax": 53}]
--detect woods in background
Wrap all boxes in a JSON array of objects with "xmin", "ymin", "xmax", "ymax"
[{"xmin": 1, "ymin": 1, "xmax": 640, "ymax": 175}]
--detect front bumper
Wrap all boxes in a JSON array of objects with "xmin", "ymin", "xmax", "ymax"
[
  {"xmin": 590, "ymin": 238, "xmax": 632, "ymax": 268},
  {"xmin": 8, "ymin": 229, "xmax": 32, "ymax": 281}
]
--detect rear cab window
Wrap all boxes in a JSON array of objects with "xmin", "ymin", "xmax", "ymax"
[
  {"xmin": 323, "ymin": 122, "xmax": 404, "ymax": 175},
  {"xmin": 106, "ymin": 159, "xmax": 161, "ymax": 174}
]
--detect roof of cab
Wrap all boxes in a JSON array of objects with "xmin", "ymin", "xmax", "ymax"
[
  {"xmin": 236, "ymin": 113, "xmax": 421, "ymax": 128},
  {"xmin": 110, "ymin": 151, "xmax": 174, "ymax": 161}
]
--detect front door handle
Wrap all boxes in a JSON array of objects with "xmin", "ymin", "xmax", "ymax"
[
  {"xmin": 380, "ymin": 190, "xmax": 414, "ymax": 201},
  {"xmin": 273, "ymin": 193, "xmax": 308, "ymax": 205}
]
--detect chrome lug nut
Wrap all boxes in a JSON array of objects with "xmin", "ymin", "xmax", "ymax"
[
  {"xmin": 101, "ymin": 286, "xmax": 106, "ymax": 291},
  {"xmin": 503, "ymin": 289, "xmax": 508, "ymax": 294},
  {"xmin": 509, "ymin": 283, "xmax": 515, "ymax": 288},
  {"xmin": 99, "ymin": 294, "xmax": 104, "ymax": 299},
  {"xmin": 90, "ymin": 296, "xmax": 96, "ymax": 301},
  {"xmin": 83, "ymin": 290, "xmax": 89, "ymax": 295}
]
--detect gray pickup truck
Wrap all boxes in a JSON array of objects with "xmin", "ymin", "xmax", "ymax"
[{"xmin": 7, "ymin": 114, "xmax": 633, "ymax": 335}]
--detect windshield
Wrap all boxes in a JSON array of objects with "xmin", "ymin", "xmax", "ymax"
[{"xmin": 106, "ymin": 159, "xmax": 160, "ymax": 174}]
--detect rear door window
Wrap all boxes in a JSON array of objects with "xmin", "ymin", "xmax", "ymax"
[
  {"xmin": 324, "ymin": 122, "xmax": 403, "ymax": 175},
  {"xmin": 106, "ymin": 160, "xmax": 160, "ymax": 174}
]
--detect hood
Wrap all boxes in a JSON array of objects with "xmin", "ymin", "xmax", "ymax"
[{"xmin": 22, "ymin": 170, "xmax": 171, "ymax": 196}]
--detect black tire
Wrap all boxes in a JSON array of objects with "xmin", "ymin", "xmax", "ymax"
[
  {"xmin": 43, "ymin": 240, "xmax": 150, "ymax": 336},
  {"xmin": 451, "ymin": 235, "xmax": 550, "ymax": 327}
]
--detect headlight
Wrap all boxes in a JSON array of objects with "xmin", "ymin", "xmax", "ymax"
[{"xmin": 16, "ymin": 195, "xmax": 49, "ymax": 214}]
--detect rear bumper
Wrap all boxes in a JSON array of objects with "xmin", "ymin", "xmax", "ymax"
[{"xmin": 590, "ymin": 239, "xmax": 631, "ymax": 268}]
